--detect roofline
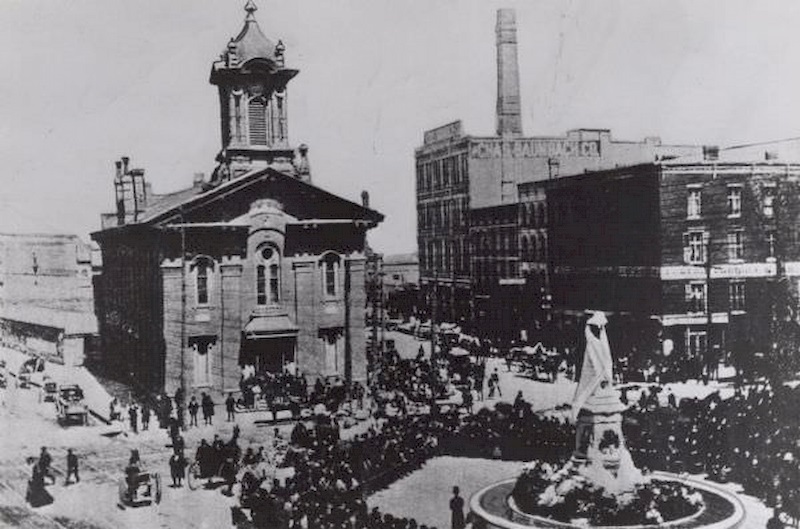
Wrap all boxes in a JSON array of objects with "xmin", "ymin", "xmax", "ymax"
[{"xmin": 142, "ymin": 167, "xmax": 383, "ymax": 226}]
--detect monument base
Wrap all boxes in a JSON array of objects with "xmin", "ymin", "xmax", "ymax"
[{"xmin": 470, "ymin": 473, "xmax": 745, "ymax": 529}]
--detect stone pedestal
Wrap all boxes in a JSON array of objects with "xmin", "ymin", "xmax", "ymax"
[{"xmin": 572, "ymin": 384, "xmax": 628, "ymax": 475}]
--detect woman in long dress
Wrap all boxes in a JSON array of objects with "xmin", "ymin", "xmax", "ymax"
[{"xmin": 26, "ymin": 462, "xmax": 53, "ymax": 508}]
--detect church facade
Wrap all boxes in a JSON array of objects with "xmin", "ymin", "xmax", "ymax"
[{"xmin": 91, "ymin": 1, "xmax": 382, "ymax": 395}]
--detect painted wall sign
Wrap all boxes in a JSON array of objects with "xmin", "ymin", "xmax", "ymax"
[{"xmin": 469, "ymin": 138, "xmax": 601, "ymax": 159}]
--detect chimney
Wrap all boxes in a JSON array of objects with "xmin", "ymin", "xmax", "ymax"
[
  {"xmin": 115, "ymin": 160, "xmax": 122, "ymax": 180},
  {"xmin": 496, "ymin": 9, "xmax": 523, "ymax": 137},
  {"xmin": 121, "ymin": 156, "xmax": 130, "ymax": 174},
  {"xmin": 361, "ymin": 190, "xmax": 370, "ymax": 209},
  {"xmin": 702, "ymin": 145, "xmax": 719, "ymax": 161}
]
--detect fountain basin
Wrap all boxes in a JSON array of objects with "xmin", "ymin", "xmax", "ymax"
[{"xmin": 470, "ymin": 472, "xmax": 745, "ymax": 529}]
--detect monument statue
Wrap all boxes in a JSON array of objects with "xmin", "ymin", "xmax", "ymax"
[{"xmin": 570, "ymin": 311, "xmax": 643, "ymax": 493}]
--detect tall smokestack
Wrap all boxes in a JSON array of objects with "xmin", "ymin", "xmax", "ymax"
[{"xmin": 495, "ymin": 9, "xmax": 523, "ymax": 137}]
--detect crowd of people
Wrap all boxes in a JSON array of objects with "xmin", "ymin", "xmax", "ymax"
[
  {"xmin": 625, "ymin": 382, "xmax": 800, "ymax": 524},
  {"xmin": 233, "ymin": 413, "xmax": 455, "ymax": 528}
]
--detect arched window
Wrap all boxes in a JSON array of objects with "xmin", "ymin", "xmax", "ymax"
[
  {"xmin": 256, "ymin": 246, "xmax": 280, "ymax": 305},
  {"xmin": 248, "ymin": 96, "xmax": 268, "ymax": 145},
  {"xmin": 531, "ymin": 235, "xmax": 539, "ymax": 262},
  {"xmin": 521, "ymin": 237, "xmax": 528, "ymax": 261},
  {"xmin": 233, "ymin": 92, "xmax": 243, "ymax": 142},
  {"xmin": 192, "ymin": 257, "xmax": 214, "ymax": 306},
  {"xmin": 321, "ymin": 253, "xmax": 341, "ymax": 298}
]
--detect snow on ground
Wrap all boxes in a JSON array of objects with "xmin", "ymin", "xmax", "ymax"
[{"xmin": 369, "ymin": 457, "xmax": 522, "ymax": 529}]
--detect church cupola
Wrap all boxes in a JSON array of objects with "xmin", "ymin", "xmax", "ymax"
[{"xmin": 210, "ymin": 1, "xmax": 299, "ymax": 179}]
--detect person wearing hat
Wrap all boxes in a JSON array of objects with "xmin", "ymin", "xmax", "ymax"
[{"xmin": 449, "ymin": 485, "xmax": 465, "ymax": 529}]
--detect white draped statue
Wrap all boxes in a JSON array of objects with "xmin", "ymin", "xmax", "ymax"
[{"xmin": 572, "ymin": 311, "xmax": 614, "ymax": 419}]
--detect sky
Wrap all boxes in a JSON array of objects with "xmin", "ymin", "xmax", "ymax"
[{"xmin": 1, "ymin": 0, "xmax": 800, "ymax": 254}]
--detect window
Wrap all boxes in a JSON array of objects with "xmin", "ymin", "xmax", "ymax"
[
  {"xmin": 321, "ymin": 253, "xmax": 341, "ymax": 298},
  {"xmin": 729, "ymin": 280, "xmax": 746, "ymax": 312},
  {"xmin": 683, "ymin": 231, "xmax": 707, "ymax": 264},
  {"xmin": 767, "ymin": 230, "xmax": 776, "ymax": 260},
  {"xmin": 320, "ymin": 328, "xmax": 344, "ymax": 375},
  {"xmin": 248, "ymin": 96, "xmax": 268, "ymax": 145},
  {"xmin": 763, "ymin": 185, "xmax": 775, "ymax": 217},
  {"xmin": 687, "ymin": 187, "xmax": 702, "ymax": 219},
  {"xmin": 727, "ymin": 185, "xmax": 742, "ymax": 217},
  {"xmin": 686, "ymin": 329, "xmax": 707, "ymax": 358},
  {"xmin": 233, "ymin": 93, "xmax": 243, "ymax": 142},
  {"xmin": 189, "ymin": 335, "xmax": 216, "ymax": 387},
  {"xmin": 269, "ymin": 264, "xmax": 279, "ymax": 304},
  {"xmin": 256, "ymin": 265, "xmax": 267, "ymax": 305},
  {"xmin": 256, "ymin": 246, "xmax": 280, "ymax": 305},
  {"xmin": 192, "ymin": 257, "xmax": 214, "ymax": 306},
  {"xmin": 727, "ymin": 231, "xmax": 744, "ymax": 261},
  {"xmin": 686, "ymin": 282, "xmax": 707, "ymax": 314}
]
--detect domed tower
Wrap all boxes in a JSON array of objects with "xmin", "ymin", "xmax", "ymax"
[{"xmin": 210, "ymin": 1, "xmax": 301, "ymax": 179}]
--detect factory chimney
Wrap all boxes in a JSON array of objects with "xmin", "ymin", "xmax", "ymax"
[{"xmin": 495, "ymin": 9, "xmax": 523, "ymax": 137}]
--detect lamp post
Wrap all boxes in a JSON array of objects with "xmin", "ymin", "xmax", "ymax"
[{"xmin": 702, "ymin": 231, "xmax": 713, "ymax": 382}]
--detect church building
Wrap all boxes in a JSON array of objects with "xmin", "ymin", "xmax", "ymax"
[{"xmin": 91, "ymin": 1, "xmax": 383, "ymax": 395}]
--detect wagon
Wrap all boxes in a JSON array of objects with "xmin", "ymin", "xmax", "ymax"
[
  {"xmin": 56, "ymin": 384, "xmax": 89, "ymax": 426},
  {"xmin": 40, "ymin": 379, "xmax": 58, "ymax": 403},
  {"xmin": 118, "ymin": 471, "xmax": 162, "ymax": 507}
]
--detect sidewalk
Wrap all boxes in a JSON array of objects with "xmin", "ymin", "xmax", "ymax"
[{"xmin": 0, "ymin": 346, "xmax": 113, "ymax": 423}]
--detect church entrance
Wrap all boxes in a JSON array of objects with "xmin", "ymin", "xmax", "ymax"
[{"xmin": 240, "ymin": 336, "xmax": 296, "ymax": 376}]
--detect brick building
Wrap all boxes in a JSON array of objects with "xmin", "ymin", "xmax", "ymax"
[
  {"xmin": 91, "ymin": 2, "xmax": 382, "ymax": 395},
  {"xmin": 0, "ymin": 233, "xmax": 97, "ymax": 366},
  {"xmin": 545, "ymin": 149, "xmax": 800, "ymax": 366},
  {"xmin": 415, "ymin": 9, "xmax": 700, "ymax": 330}
]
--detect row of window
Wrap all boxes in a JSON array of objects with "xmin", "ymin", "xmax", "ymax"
[
  {"xmin": 686, "ymin": 183, "xmax": 774, "ymax": 219},
  {"xmin": 418, "ymin": 197, "xmax": 468, "ymax": 231},
  {"xmin": 682, "ymin": 229, "xmax": 775, "ymax": 264},
  {"xmin": 471, "ymin": 229, "xmax": 518, "ymax": 257},
  {"xmin": 416, "ymin": 154, "xmax": 469, "ymax": 192},
  {"xmin": 684, "ymin": 280, "xmax": 746, "ymax": 314},
  {"xmin": 474, "ymin": 260, "xmax": 518, "ymax": 286},
  {"xmin": 191, "ymin": 250, "xmax": 342, "ymax": 307},
  {"xmin": 420, "ymin": 238, "xmax": 469, "ymax": 276},
  {"xmin": 519, "ymin": 202, "xmax": 547, "ymax": 228},
  {"xmin": 520, "ymin": 234, "xmax": 548, "ymax": 262}
]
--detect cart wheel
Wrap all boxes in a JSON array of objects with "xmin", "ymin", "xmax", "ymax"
[
  {"xmin": 187, "ymin": 461, "xmax": 201, "ymax": 491},
  {"xmin": 153, "ymin": 473, "xmax": 162, "ymax": 504}
]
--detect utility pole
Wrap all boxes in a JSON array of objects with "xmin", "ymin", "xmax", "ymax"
[
  {"xmin": 179, "ymin": 208, "xmax": 187, "ymax": 400},
  {"xmin": 431, "ymin": 271, "xmax": 438, "ymax": 358},
  {"xmin": 704, "ymin": 231, "xmax": 713, "ymax": 383}
]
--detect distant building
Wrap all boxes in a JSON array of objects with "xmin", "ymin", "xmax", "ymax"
[
  {"xmin": 382, "ymin": 252, "xmax": 419, "ymax": 292},
  {"xmin": 0, "ymin": 233, "xmax": 97, "ymax": 366},
  {"xmin": 91, "ymin": 2, "xmax": 382, "ymax": 395},
  {"xmin": 544, "ymin": 148, "xmax": 800, "ymax": 365},
  {"xmin": 415, "ymin": 9, "xmax": 701, "ymax": 331}
]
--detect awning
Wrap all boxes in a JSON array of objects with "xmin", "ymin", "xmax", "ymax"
[{"xmin": 243, "ymin": 314, "xmax": 299, "ymax": 339}]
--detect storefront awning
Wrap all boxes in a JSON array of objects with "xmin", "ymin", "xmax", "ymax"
[{"xmin": 243, "ymin": 314, "xmax": 299, "ymax": 339}]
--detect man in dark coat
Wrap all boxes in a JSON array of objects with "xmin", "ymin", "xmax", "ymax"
[
  {"xmin": 450, "ymin": 486, "xmax": 465, "ymax": 529},
  {"xmin": 128, "ymin": 404, "xmax": 138, "ymax": 434},
  {"xmin": 188, "ymin": 396, "xmax": 199, "ymax": 427},
  {"xmin": 64, "ymin": 449, "xmax": 79, "ymax": 485},
  {"xmin": 225, "ymin": 392, "xmax": 236, "ymax": 422}
]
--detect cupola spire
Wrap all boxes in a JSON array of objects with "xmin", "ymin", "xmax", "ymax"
[
  {"xmin": 210, "ymin": 1, "xmax": 300, "ymax": 180},
  {"xmin": 244, "ymin": 0, "xmax": 258, "ymax": 20}
]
